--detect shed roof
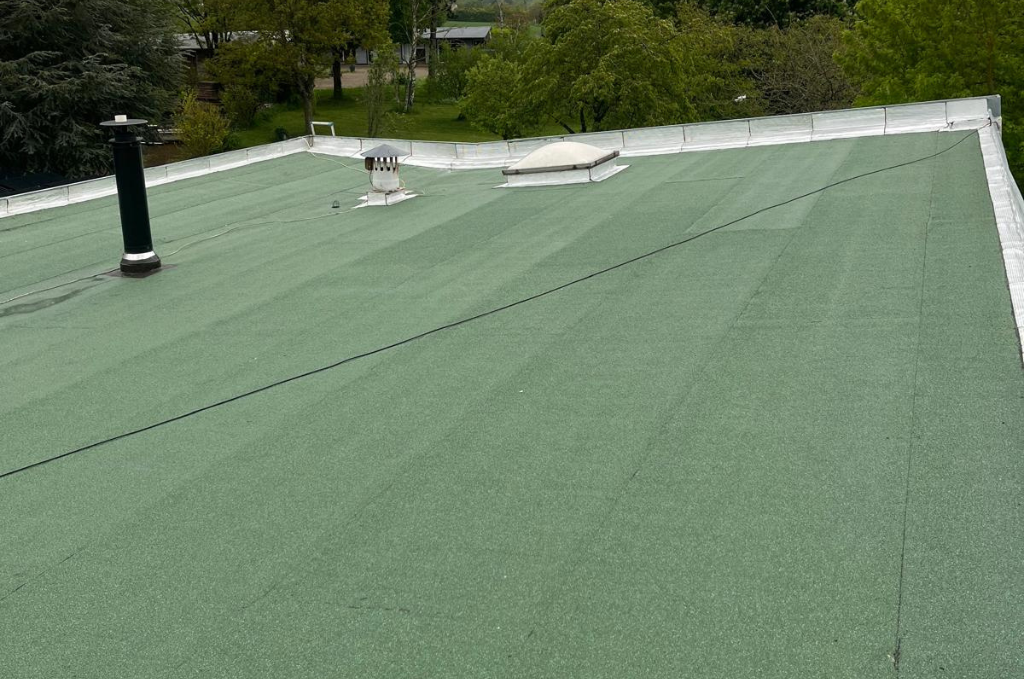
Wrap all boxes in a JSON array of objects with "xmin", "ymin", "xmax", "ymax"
[{"xmin": 421, "ymin": 26, "xmax": 493, "ymax": 40}]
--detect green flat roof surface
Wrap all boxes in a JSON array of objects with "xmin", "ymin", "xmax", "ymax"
[{"xmin": 1, "ymin": 132, "xmax": 1022, "ymax": 678}]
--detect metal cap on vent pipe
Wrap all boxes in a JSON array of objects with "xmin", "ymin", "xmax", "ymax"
[{"xmin": 100, "ymin": 115, "xmax": 161, "ymax": 275}]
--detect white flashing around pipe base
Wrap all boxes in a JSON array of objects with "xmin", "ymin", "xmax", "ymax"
[
  {"xmin": 356, "ymin": 190, "xmax": 418, "ymax": 207},
  {"xmin": 122, "ymin": 251, "xmax": 158, "ymax": 261},
  {"xmin": 977, "ymin": 123, "xmax": 1024, "ymax": 359}
]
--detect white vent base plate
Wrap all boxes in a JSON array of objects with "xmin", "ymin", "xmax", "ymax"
[{"xmin": 356, "ymin": 190, "xmax": 418, "ymax": 207}]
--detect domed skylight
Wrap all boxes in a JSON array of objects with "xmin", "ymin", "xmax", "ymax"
[{"xmin": 501, "ymin": 141, "xmax": 626, "ymax": 187}]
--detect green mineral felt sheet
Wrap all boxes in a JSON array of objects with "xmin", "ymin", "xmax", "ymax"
[{"xmin": 0, "ymin": 132, "xmax": 1020, "ymax": 678}]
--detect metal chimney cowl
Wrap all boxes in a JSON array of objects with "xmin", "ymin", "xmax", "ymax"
[
  {"xmin": 362, "ymin": 144, "xmax": 405, "ymax": 193},
  {"xmin": 358, "ymin": 144, "xmax": 416, "ymax": 207}
]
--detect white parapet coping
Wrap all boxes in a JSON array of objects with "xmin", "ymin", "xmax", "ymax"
[
  {"xmin": 306, "ymin": 96, "xmax": 1001, "ymax": 169},
  {"xmin": 0, "ymin": 96, "xmax": 1004, "ymax": 220},
  {"xmin": 978, "ymin": 122, "xmax": 1024, "ymax": 358},
  {"xmin": 0, "ymin": 137, "xmax": 312, "ymax": 218}
]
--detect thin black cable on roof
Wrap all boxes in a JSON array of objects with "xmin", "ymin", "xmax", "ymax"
[{"xmin": 0, "ymin": 130, "xmax": 981, "ymax": 482}]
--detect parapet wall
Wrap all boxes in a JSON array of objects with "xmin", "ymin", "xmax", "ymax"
[{"xmin": 0, "ymin": 96, "xmax": 1002, "ymax": 218}]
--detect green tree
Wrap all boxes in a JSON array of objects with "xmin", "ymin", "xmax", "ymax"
[
  {"xmin": 548, "ymin": 0, "xmax": 851, "ymax": 23},
  {"xmin": 0, "ymin": 0, "xmax": 183, "ymax": 180},
  {"xmin": 544, "ymin": 0, "xmax": 676, "ymax": 19},
  {"xmin": 426, "ymin": 1, "xmax": 457, "ymax": 81},
  {"xmin": 696, "ymin": 0, "xmax": 855, "ymax": 27},
  {"xmin": 175, "ymin": 89, "xmax": 231, "ymax": 157},
  {"xmin": 740, "ymin": 15, "xmax": 855, "ymax": 115},
  {"xmin": 674, "ymin": 1, "xmax": 760, "ymax": 121},
  {"xmin": 235, "ymin": 0, "xmax": 335, "ymax": 133},
  {"xmin": 440, "ymin": 25, "xmax": 533, "ymax": 121},
  {"xmin": 461, "ymin": 55, "xmax": 541, "ymax": 138},
  {"xmin": 487, "ymin": 23, "xmax": 537, "ymax": 61},
  {"xmin": 389, "ymin": 0, "xmax": 450, "ymax": 111},
  {"xmin": 366, "ymin": 46, "xmax": 399, "ymax": 136},
  {"xmin": 527, "ymin": 0, "xmax": 748, "ymax": 134},
  {"xmin": 839, "ymin": 0, "xmax": 1024, "ymax": 182},
  {"xmin": 175, "ymin": 0, "xmax": 241, "ymax": 55},
  {"xmin": 207, "ymin": 38, "xmax": 293, "ymax": 127},
  {"xmin": 432, "ymin": 44, "xmax": 485, "ymax": 102},
  {"xmin": 326, "ymin": 0, "xmax": 389, "ymax": 100}
]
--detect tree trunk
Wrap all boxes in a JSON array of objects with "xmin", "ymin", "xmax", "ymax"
[
  {"xmin": 404, "ymin": 41, "xmax": 418, "ymax": 112},
  {"xmin": 428, "ymin": 4, "xmax": 439, "ymax": 80},
  {"xmin": 403, "ymin": 0, "xmax": 422, "ymax": 112},
  {"xmin": 332, "ymin": 52, "xmax": 343, "ymax": 100},
  {"xmin": 404, "ymin": 59, "xmax": 416, "ymax": 112},
  {"xmin": 301, "ymin": 79, "xmax": 315, "ymax": 134}
]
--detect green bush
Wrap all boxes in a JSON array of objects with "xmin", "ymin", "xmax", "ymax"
[
  {"xmin": 451, "ymin": 7, "xmax": 498, "ymax": 21},
  {"xmin": 430, "ymin": 44, "xmax": 485, "ymax": 102},
  {"xmin": 221, "ymin": 85, "xmax": 263, "ymax": 129},
  {"xmin": 461, "ymin": 56, "xmax": 539, "ymax": 139},
  {"xmin": 207, "ymin": 40, "xmax": 293, "ymax": 107},
  {"xmin": 366, "ymin": 49, "xmax": 400, "ymax": 137},
  {"xmin": 175, "ymin": 90, "xmax": 231, "ymax": 158}
]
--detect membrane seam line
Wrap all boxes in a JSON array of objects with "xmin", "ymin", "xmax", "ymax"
[{"xmin": 0, "ymin": 131, "xmax": 979, "ymax": 481}]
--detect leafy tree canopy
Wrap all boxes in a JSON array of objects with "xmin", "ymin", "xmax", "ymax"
[
  {"xmin": 696, "ymin": 0, "xmax": 856, "ymax": 27},
  {"xmin": 175, "ymin": 0, "xmax": 243, "ymax": 54},
  {"xmin": 739, "ymin": 15, "xmax": 855, "ymax": 115},
  {"xmin": 526, "ymin": 0, "xmax": 750, "ymax": 134},
  {"xmin": 215, "ymin": 0, "xmax": 388, "ymax": 129},
  {"xmin": 0, "ymin": 0, "xmax": 182, "ymax": 179},
  {"xmin": 839, "ymin": 0, "xmax": 1024, "ymax": 179},
  {"xmin": 328, "ymin": 0, "xmax": 390, "ymax": 52},
  {"xmin": 461, "ymin": 54, "xmax": 540, "ymax": 139},
  {"xmin": 388, "ymin": 0, "xmax": 453, "ymax": 111},
  {"xmin": 546, "ymin": 0, "xmax": 855, "ymax": 24}
]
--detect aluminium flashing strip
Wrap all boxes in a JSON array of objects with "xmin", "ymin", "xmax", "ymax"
[
  {"xmin": 306, "ymin": 97, "xmax": 999, "ymax": 170},
  {"xmin": 0, "ymin": 96, "xmax": 1001, "ymax": 220},
  {"xmin": 0, "ymin": 137, "xmax": 311, "ymax": 218},
  {"xmin": 978, "ymin": 122, "xmax": 1024, "ymax": 357}
]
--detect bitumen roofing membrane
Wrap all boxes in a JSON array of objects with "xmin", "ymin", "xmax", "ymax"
[{"xmin": 0, "ymin": 131, "xmax": 1022, "ymax": 677}]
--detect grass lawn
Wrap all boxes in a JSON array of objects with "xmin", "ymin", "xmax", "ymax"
[{"xmin": 231, "ymin": 87, "xmax": 564, "ymax": 148}]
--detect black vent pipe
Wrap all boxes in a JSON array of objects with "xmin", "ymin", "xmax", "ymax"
[{"xmin": 100, "ymin": 116, "xmax": 161, "ymax": 275}]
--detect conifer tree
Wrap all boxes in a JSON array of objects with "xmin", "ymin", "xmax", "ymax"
[{"xmin": 0, "ymin": 0, "xmax": 183, "ymax": 179}]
